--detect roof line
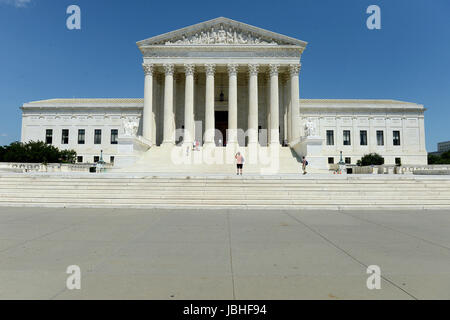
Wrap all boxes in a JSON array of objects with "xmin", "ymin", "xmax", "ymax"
[{"xmin": 136, "ymin": 17, "xmax": 307, "ymax": 47}]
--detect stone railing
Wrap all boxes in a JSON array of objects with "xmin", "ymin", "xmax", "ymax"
[
  {"xmin": 0, "ymin": 162, "xmax": 114, "ymax": 173},
  {"xmin": 346, "ymin": 164, "xmax": 450, "ymax": 175}
]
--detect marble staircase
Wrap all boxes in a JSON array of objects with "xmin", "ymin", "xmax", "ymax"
[
  {"xmin": 116, "ymin": 146, "xmax": 323, "ymax": 174},
  {"xmin": 0, "ymin": 173, "xmax": 449, "ymax": 209}
]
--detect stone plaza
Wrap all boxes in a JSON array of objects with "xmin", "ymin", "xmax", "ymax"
[{"xmin": 0, "ymin": 207, "xmax": 449, "ymax": 299}]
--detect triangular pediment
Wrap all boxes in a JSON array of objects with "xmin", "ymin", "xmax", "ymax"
[{"xmin": 137, "ymin": 17, "xmax": 307, "ymax": 47}]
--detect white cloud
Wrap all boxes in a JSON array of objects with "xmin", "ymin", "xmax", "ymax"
[
  {"xmin": 0, "ymin": 133, "xmax": 8, "ymax": 137},
  {"xmin": 0, "ymin": 0, "xmax": 32, "ymax": 8}
]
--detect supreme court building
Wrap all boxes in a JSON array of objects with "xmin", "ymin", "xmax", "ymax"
[{"xmin": 20, "ymin": 17, "xmax": 428, "ymax": 172}]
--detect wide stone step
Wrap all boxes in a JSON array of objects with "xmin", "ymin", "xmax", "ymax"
[
  {"xmin": 1, "ymin": 188, "xmax": 449, "ymax": 195},
  {"xmin": 1, "ymin": 186, "xmax": 448, "ymax": 194},
  {"xmin": 0, "ymin": 197, "xmax": 449, "ymax": 206},
  {"xmin": 0, "ymin": 173, "xmax": 449, "ymax": 209},
  {"xmin": 0, "ymin": 189, "xmax": 450, "ymax": 198},
  {"xmin": 0, "ymin": 180, "xmax": 443, "ymax": 185},
  {"xmin": 2, "ymin": 188, "xmax": 448, "ymax": 195}
]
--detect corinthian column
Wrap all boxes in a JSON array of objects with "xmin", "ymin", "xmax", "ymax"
[
  {"xmin": 289, "ymin": 64, "xmax": 301, "ymax": 144},
  {"xmin": 204, "ymin": 64, "xmax": 215, "ymax": 147},
  {"xmin": 227, "ymin": 64, "xmax": 238, "ymax": 149},
  {"xmin": 184, "ymin": 64, "xmax": 195, "ymax": 146},
  {"xmin": 269, "ymin": 64, "xmax": 280, "ymax": 146},
  {"xmin": 142, "ymin": 63, "xmax": 154, "ymax": 144},
  {"xmin": 248, "ymin": 64, "xmax": 259, "ymax": 147},
  {"xmin": 162, "ymin": 63, "xmax": 175, "ymax": 146}
]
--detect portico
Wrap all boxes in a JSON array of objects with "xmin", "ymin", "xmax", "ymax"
[{"xmin": 137, "ymin": 17, "xmax": 306, "ymax": 150}]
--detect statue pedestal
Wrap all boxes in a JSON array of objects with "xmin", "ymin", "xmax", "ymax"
[
  {"xmin": 115, "ymin": 135, "xmax": 151, "ymax": 168},
  {"xmin": 291, "ymin": 136, "xmax": 328, "ymax": 170}
]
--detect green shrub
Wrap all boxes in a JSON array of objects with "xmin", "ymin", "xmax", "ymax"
[
  {"xmin": 0, "ymin": 141, "xmax": 76, "ymax": 164},
  {"xmin": 358, "ymin": 153, "xmax": 385, "ymax": 166},
  {"xmin": 428, "ymin": 151, "xmax": 450, "ymax": 164}
]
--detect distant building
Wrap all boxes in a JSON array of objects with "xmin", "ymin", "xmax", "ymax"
[
  {"xmin": 429, "ymin": 141, "xmax": 450, "ymax": 156},
  {"xmin": 438, "ymin": 141, "xmax": 450, "ymax": 153}
]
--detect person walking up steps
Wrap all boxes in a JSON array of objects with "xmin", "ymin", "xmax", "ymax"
[
  {"xmin": 235, "ymin": 152, "xmax": 244, "ymax": 175},
  {"xmin": 302, "ymin": 156, "xmax": 308, "ymax": 175}
]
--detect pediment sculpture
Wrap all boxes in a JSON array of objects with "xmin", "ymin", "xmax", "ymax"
[{"xmin": 164, "ymin": 25, "xmax": 279, "ymax": 45}]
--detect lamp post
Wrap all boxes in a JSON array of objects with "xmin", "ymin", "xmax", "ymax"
[
  {"xmin": 97, "ymin": 149, "xmax": 106, "ymax": 173},
  {"xmin": 338, "ymin": 151, "xmax": 345, "ymax": 174},
  {"xmin": 338, "ymin": 151, "xmax": 345, "ymax": 165}
]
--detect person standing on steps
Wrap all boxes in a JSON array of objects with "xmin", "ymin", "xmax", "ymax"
[
  {"xmin": 302, "ymin": 156, "xmax": 308, "ymax": 175},
  {"xmin": 235, "ymin": 152, "xmax": 244, "ymax": 176}
]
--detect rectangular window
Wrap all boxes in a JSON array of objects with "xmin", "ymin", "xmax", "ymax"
[
  {"xmin": 61, "ymin": 129, "xmax": 69, "ymax": 144},
  {"xmin": 360, "ymin": 130, "xmax": 368, "ymax": 146},
  {"xmin": 345, "ymin": 157, "xmax": 351, "ymax": 164},
  {"xmin": 94, "ymin": 129, "xmax": 102, "ymax": 144},
  {"xmin": 110, "ymin": 129, "xmax": 118, "ymax": 144},
  {"xmin": 393, "ymin": 131, "xmax": 401, "ymax": 146},
  {"xmin": 395, "ymin": 157, "xmax": 401, "ymax": 165},
  {"xmin": 328, "ymin": 157, "xmax": 334, "ymax": 164},
  {"xmin": 78, "ymin": 129, "xmax": 85, "ymax": 144},
  {"xmin": 326, "ymin": 130, "xmax": 334, "ymax": 146},
  {"xmin": 343, "ymin": 130, "xmax": 351, "ymax": 145},
  {"xmin": 45, "ymin": 129, "xmax": 53, "ymax": 145},
  {"xmin": 110, "ymin": 156, "xmax": 115, "ymax": 164},
  {"xmin": 377, "ymin": 131, "xmax": 384, "ymax": 146},
  {"xmin": 94, "ymin": 156, "xmax": 100, "ymax": 163},
  {"xmin": 77, "ymin": 156, "xmax": 83, "ymax": 163}
]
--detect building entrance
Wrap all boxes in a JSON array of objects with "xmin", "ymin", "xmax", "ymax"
[{"xmin": 214, "ymin": 111, "xmax": 228, "ymax": 146}]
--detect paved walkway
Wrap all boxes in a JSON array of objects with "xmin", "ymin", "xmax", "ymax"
[{"xmin": 0, "ymin": 207, "xmax": 449, "ymax": 299}]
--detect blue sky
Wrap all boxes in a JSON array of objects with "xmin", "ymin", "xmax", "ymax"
[{"xmin": 0, "ymin": 0, "xmax": 449, "ymax": 151}]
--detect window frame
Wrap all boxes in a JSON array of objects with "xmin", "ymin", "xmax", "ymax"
[
  {"xmin": 360, "ymin": 130, "xmax": 368, "ymax": 146},
  {"xmin": 326, "ymin": 130, "xmax": 334, "ymax": 146},
  {"xmin": 110, "ymin": 129, "xmax": 118, "ymax": 145},
  {"xmin": 61, "ymin": 129, "xmax": 69, "ymax": 145},
  {"xmin": 393, "ymin": 130, "xmax": 401, "ymax": 146},
  {"xmin": 94, "ymin": 129, "xmax": 102, "ymax": 145},
  {"xmin": 376, "ymin": 130, "xmax": 384, "ymax": 146},
  {"xmin": 45, "ymin": 129, "xmax": 53, "ymax": 145},
  {"xmin": 343, "ymin": 130, "xmax": 351, "ymax": 146},
  {"xmin": 78, "ymin": 129, "xmax": 85, "ymax": 145}
]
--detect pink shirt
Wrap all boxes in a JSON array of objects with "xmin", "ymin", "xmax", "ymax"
[{"xmin": 235, "ymin": 155, "xmax": 243, "ymax": 164}]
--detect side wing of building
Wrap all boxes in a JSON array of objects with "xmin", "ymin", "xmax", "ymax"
[
  {"xmin": 20, "ymin": 99, "xmax": 144, "ymax": 164},
  {"xmin": 299, "ymin": 99, "xmax": 427, "ymax": 165}
]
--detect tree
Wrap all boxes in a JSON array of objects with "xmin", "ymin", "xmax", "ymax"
[
  {"xmin": 357, "ymin": 153, "xmax": 385, "ymax": 166},
  {"xmin": 0, "ymin": 141, "xmax": 76, "ymax": 164},
  {"xmin": 428, "ymin": 151, "xmax": 450, "ymax": 164}
]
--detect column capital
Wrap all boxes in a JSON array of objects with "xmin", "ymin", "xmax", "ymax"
[
  {"xmin": 205, "ymin": 64, "xmax": 216, "ymax": 76},
  {"xmin": 163, "ymin": 63, "xmax": 174, "ymax": 76},
  {"xmin": 227, "ymin": 64, "xmax": 239, "ymax": 76},
  {"xmin": 142, "ymin": 63, "xmax": 154, "ymax": 75},
  {"xmin": 269, "ymin": 64, "xmax": 280, "ymax": 76},
  {"xmin": 248, "ymin": 63, "xmax": 259, "ymax": 76},
  {"xmin": 184, "ymin": 64, "xmax": 195, "ymax": 76},
  {"xmin": 289, "ymin": 63, "xmax": 301, "ymax": 76}
]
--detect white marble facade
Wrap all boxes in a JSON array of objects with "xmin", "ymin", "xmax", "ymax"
[{"xmin": 20, "ymin": 17, "xmax": 428, "ymax": 166}]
